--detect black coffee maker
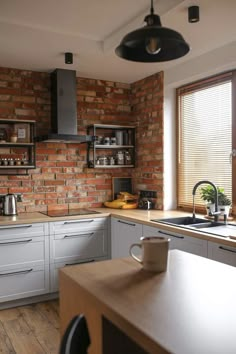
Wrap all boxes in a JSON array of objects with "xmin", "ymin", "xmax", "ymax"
[{"xmin": 138, "ymin": 190, "xmax": 156, "ymax": 210}]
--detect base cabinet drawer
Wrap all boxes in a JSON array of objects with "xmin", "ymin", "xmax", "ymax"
[
  {"xmin": 50, "ymin": 258, "xmax": 102, "ymax": 292},
  {"xmin": 208, "ymin": 241, "xmax": 236, "ymax": 267},
  {"xmin": 51, "ymin": 229, "xmax": 108, "ymax": 263},
  {"xmin": 0, "ymin": 264, "xmax": 49, "ymax": 303},
  {"xmin": 0, "ymin": 223, "xmax": 48, "ymax": 238},
  {"xmin": 49, "ymin": 218, "xmax": 107, "ymax": 236},
  {"xmin": 0, "ymin": 235, "xmax": 49, "ymax": 268}
]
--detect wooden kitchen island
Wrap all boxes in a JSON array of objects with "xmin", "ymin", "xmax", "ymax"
[{"xmin": 59, "ymin": 250, "xmax": 236, "ymax": 354}]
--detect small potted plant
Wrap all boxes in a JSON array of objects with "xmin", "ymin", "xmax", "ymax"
[
  {"xmin": 200, "ymin": 185, "xmax": 231, "ymax": 218},
  {"xmin": 218, "ymin": 192, "xmax": 231, "ymax": 218}
]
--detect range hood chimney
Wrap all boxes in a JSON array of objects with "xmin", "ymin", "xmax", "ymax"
[{"xmin": 35, "ymin": 69, "xmax": 92, "ymax": 143}]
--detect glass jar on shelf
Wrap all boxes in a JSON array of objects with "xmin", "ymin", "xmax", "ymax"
[
  {"xmin": 116, "ymin": 151, "xmax": 124, "ymax": 165},
  {"xmin": 124, "ymin": 151, "xmax": 132, "ymax": 165}
]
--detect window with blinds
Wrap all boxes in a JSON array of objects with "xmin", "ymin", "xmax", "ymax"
[{"xmin": 177, "ymin": 72, "xmax": 232, "ymax": 211}]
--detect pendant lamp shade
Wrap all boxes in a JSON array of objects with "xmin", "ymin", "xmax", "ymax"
[{"xmin": 115, "ymin": 0, "xmax": 190, "ymax": 63}]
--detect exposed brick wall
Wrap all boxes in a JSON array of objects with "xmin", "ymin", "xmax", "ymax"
[
  {"xmin": 0, "ymin": 67, "xmax": 163, "ymax": 212},
  {"xmin": 131, "ymin": 72, "xmax": 164, "ymax": 209}
]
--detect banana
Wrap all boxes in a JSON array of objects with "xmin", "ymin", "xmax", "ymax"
[
  {"xmin": 121, "ymin": 202, "xmax": 138, "ymax": 209},
  {"xmin": 104, "ymin": 200, "xmax": 127, "ymax": 209}
]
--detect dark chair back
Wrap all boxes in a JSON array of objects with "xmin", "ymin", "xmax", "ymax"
[{"xmin": 59, "ymin": 314, "xmax": 91, "ymax": 354}]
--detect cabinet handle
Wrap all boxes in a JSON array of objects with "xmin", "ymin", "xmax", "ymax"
[
  {"xmin": 0, "ymin": 238, "xmax": 32, "ymax": 246},
  {"xmin": 118, "ymin": 220, "xmax": 136, "ymax": 227},
  {"xmin": 0, "ymin": 224, "xmax": 33, "ymax": 230},
  {"xmin": 63, "ymin": 220, "xmax": 94, "ymax": 224},
  {"xmin": 65, "ymin": 259, "xmax": 95, "ymax": 266},
  {"xmin": 64, "ymin": 232, "xmax": 94, "ymax": 239},
  {"xmin": 219, "ymin": 246, "xmax": 236, "ymax": 254},
  {"xmin": 158, "ymin": 230, "xmax": 184, "ymax": 239},
  {"xmin": 0, "ymin": 268, "xmax": 33, "ymax": 277}
]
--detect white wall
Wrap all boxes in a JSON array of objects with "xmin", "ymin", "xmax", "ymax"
[{"xmin": 163, "ymin": 41, "xmax": 236, "ymax": 210}]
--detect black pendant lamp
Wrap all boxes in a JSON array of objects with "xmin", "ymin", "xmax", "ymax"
[{"xmin": 115, "ymin": 0, "xmax": 190, "ymax": 62}]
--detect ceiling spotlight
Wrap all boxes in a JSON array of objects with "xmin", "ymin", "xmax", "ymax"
[
  {"xmin": 65, "ymin": 52, "xmax": 73, "ymax": 64},
  {"xmin": 188, "ymin": 6, "xmax": 200, "ymax": 23},
  {"xmin": 115, "ymin": 0, "xmax": 190, "ymax": 63}
]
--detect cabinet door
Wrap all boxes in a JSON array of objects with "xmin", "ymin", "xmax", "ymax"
[
  {"xmin": 143, "ymin": 225, "xmax": 208, "ymax": 257},
  {"xmin": 208, "ymin": 241, "xmax": 236, "ymax": 267},
  {"xmin": 111, "ymin": 217, "xmax": 142, "ymax": 259}
]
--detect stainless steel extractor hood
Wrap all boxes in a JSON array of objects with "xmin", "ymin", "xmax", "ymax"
[{"xmin": 34, "ymin": 69, "xmax": 93, "ymax": 143}]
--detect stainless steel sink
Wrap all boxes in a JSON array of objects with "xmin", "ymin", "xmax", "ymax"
[
  {"xmin": 189, "ymin": 221, "xmax": 222, "ymax": 229},
  {"xmin": 151, "ymin": 216, "xmax": 210, "ymax": 226},
  {"xmin": 151, "ymin": 216, "xmax": 236, "ymax": 238}
]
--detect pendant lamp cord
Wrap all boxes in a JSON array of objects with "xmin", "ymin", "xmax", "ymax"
[{"xmin": 150, "ymin": 0, "xmax": 154, "ymax": 14}]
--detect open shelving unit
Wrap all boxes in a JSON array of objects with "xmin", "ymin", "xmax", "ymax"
[
  {"xmin": 86, "ymin": 124, "xmax": 136, "ymax": 168},
  {"xmin": 0, "ymin": 119, "xmax": 36, "ymax": 175}
]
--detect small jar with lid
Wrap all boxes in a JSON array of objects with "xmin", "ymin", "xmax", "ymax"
[
  {"xmin": 99, "ymin": 155, "xmax": 108, "ymax": 166},
  {"xmin": 9, "ymin": 158, "xmax": 14, "ymax": 166},
  {"xmin": 2, "ymin": 158, "xmax": 8, "ymax": 166},
  {"xmin": 116, "ymin": 151, "xmax": 124, "ymax": 165},
  {"xmin": 15, "ymin": 158, "xmax": 21, "ymax": 166},
  {"xmin": 124, "ymin": 151, "xmax": 132, "ymax": 165}
]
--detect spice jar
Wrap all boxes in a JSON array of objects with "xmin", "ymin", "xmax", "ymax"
[
  {"xmin": 99, "ymin": 155, "xmax": 108, "ymax": 165},
  {"xmin": 124, "ymin": 151, "xmax": 132, "ymax": 165}
]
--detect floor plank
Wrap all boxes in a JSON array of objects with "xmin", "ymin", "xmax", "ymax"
[
  {"xmin": 0, "ymin": 321, "xmax": 16, "ymax": 354},
  {"xmin": 0, "ymin": 300, "xmax": 60, "ymax": 354}
]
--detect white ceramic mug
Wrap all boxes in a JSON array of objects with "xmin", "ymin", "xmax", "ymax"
[{"xmin": 129, "ymin": 236, "xmax": 170, "ymax": 272}]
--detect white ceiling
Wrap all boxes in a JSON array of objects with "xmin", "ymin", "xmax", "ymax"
[{"xmin": 0, "ymin": 0, "xmax": 236, "ymax": 83}]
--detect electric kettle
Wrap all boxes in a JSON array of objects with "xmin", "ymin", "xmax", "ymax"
[{"xmin": 3, "ymin": 193, "xmax": 17, "ymax": 216}]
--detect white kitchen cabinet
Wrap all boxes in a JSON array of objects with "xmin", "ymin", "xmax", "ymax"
[
  {"xmin": 143, "ymin": 225, "xmax": 208, "ymax": 257},
  {"xmin": 208, "ymin": 241, "xmax": 236, "ymax": 267},
  {"xmin": 0, "ymin": 223, "xmax": 49, "ymax": 303},
  {"xmin": 49, "ymin": 217, "xmax": 109, "ymax": 291},
  {"xmin": 111, "ymin": 217, "xmax": 142, "ymax": 259}
]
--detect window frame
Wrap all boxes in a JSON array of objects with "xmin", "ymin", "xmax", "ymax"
[{"xmin": 176, "ymin": 70, "xmax": 236, "ymax": 215}]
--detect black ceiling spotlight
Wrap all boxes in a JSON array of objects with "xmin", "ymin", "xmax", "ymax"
[
  {"xmin": 188, "ymin": 6, "xmax": 200, "ymax": 23},
  {"xmin": 115, "ymin": 0, "xmax": 190, "ymax": 63},
  {"xmin": 65, "ymin": 52, "xmax": 73, "ymax": 64}
]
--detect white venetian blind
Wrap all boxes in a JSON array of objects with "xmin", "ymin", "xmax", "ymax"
[{"xmin": 177, "ymin": 73, "xmax": 232, "ymax": 210}]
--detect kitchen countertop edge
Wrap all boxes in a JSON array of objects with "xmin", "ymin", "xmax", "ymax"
[{"xmin": 0, "ymin": 208, "xmax": 235, "ymax": 247}]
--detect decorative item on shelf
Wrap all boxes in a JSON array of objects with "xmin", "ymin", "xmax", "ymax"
[
  {"xmin": 110, "ymin": 137, "xmax": 116, "ymax": 145},
  {"xmin": 116, "ymin": 151, "xmax": 124, "ymax": 165},
  {"xmin": 124, "ymin": 150, "xmax": 132, "ymax": 165},
  {"xmin": 98, "ymin": 155, "xmax": 108, "ymax": 166},
  {"xmin": 115, "ymin": 131, "xmax": 123, "ymax": 145},
  {"xmin": 109, "ymin": 156, "xmax": 115, "ymax": 165},
  {"xmin": 103, "ymin": 137, "xmax": 110, "ymax": 145},
  {"xmin": 10, "ymin": 132, "xmax": 18, "ymax": 143},
  {"xmin": 15, "ymin": 158, "xmax": 21, "ymax": 166},
  {"xmin": 95, "ymin": 136, "xmax": 103, "ymax": 145},
  {"xmin": 22, "ymin": 153, "xmax": 29, "ymax": 165},
  {"xmin": 0, "ymin": 128, "xmax": 7, "ymax": 143},
  {"xmin": 123, "ymin": 131, "xmax": 129, "ymax": 145}
]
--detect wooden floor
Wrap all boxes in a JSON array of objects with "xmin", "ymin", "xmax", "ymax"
[{"xmin": 0, "ymin": 300, "xmax": 60, "ymax": 354}]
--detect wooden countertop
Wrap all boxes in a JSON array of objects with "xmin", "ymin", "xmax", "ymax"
[
  {"xmin": 60, "ymin": 250, "xmax": 236, "ymax": 354},
  {"xmin": 0, "ymin": 208, "xmax": 235, "ymax": 247}
]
